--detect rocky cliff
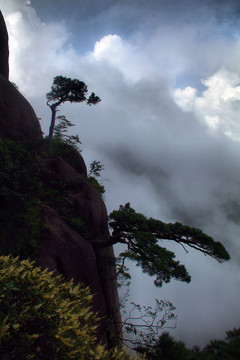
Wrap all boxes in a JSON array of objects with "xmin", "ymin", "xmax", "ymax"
[
  {"xmin": 0, "ymin": 10, "xmax": 8, "ymax": 79},
  {"xmin": 0, "ymin": 11, "xmax": 121, "ymax": 347},
  {"xmin": 37, "ymin": 146, "xmax": 122, "ymax": 346}
]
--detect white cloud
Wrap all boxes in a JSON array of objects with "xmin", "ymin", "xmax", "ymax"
[
  {"xmin": 93, "ymin": 34, "xmax": 123, "ymax": 60},
  {"xmin": 174, "ymin": 86, "xmax": 198, "ymax": 111},
  {"xmin": 0, "ymin": 0, "xmax": 77, "ymax": 96},
  {"xmin": 91, "ymin": 33, "xmax": 155, "ymax": 83},
  {"xmin": 173, "ymin": 68, "xmax": 240, "ymax": 139}
]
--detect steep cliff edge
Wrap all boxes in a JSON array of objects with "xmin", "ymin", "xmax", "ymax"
[
  {"xmin": 0, "ymin": 10, "xmax": 9, "ymax": 79},
  {"xmin": 0, "ymin": 124, "xmax": 122, "ymax": 347},
  {"xmin": 0, "ymin": 74, "xmax": 43, "ymax": 141},
  {"xmin": 0, "ymin": 11, "xmax": 121, "ymax": 347},
  {"xmin": 37, "ymin": 144, "xmax": 122, "ymax": 345}
]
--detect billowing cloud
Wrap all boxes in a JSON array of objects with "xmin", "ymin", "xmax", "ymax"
[
  {"xmin": 1, "ymin": 0, "xmax": 77, "ymax": 96},
  {"xmin": 174, "ymin": 68, "xmax": 240, "ymax": 139},
  {"xmin": 91, "ymin": 33, "xmax": 156, "ymax": 83}
]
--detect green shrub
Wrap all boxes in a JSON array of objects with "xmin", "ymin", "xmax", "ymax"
[
  {"xmin": 0, "ymin": 255, "xmax": 133, "ymax": 360},
  {"xmin": 86, "ymin": 176, "xmax": 105, "ymax": 195},
  {"xmin": 42, "ymin": 137, "xmax": 82, "ymax": 172},
  {"xmin": 0, "ymin": 138, "xmax": 42, "ymax": 259},
  {"xmin": 0, "ymin": 137, "xmax": 106, "ymax": 260}
]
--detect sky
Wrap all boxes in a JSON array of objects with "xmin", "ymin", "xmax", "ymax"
[{"xmin": 1, "ymin": 0, "xmax": 240, "ymax": 348}]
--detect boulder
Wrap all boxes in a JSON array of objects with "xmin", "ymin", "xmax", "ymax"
[
  {"xmin": 0, "ymin": 11, "xmax": 42, "ymax": 141},
  {"xmin": 0, "ymin": 74, "xmax": 42, "ymax": 141}
]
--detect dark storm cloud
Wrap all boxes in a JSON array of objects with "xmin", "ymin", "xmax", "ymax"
[
  {"xmin": 31, "ymin": 0, "xmax": 240, "ymax": 52},
  {"xmin": 31, "ymin": 0, "xmax": 240, "ymax": 21}
]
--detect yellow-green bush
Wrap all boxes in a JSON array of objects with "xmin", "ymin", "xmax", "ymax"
[{"xmin": 0, "ymin": 255, "xmax": 133, "ymax": 360}]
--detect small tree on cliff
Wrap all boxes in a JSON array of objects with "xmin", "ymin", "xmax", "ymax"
[{"xmin": 46, "ymin": 75, "xmax": 101, "ymax": 138}]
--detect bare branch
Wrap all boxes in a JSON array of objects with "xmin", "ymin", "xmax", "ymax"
[{"xmin": 114, "ymin": 299, "xmax": 177, "ymax": 349}]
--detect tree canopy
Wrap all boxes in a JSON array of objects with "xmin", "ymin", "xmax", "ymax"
[
  {"xmin": 136, "ymin": 328, "xmax": 240, "ymax": 359},
  {"xmin": 108, "ymin": 203, "xmax": 230, "ymax": 287},
  {"xmin": 46, "ymin": 75, "xmax": 101, "ymax": 137}
]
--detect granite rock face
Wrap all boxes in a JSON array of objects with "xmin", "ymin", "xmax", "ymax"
[
  {"xmin": 0, "ymin": 11, "xmax": 42, "ymax": 141},
  {"xmin": 0, "ymin": 74, "xmax": 43, "ymax": 141},
  {"xmin": 38, "ymin": 154, "xmax": 121, "ymax": 346},
  {"xmin": 38, "ymin": 204, "xmax": 109, "ymax": 343},
  {"xmin": 0, "ymin": 11, "xmax": 9, "ymax": 79}
]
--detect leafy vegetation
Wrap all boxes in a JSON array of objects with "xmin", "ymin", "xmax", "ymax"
[
  {"xmin": 0, "ymin": 255, "xmax": 133, "ymax": 360},
  {"xmin": 136, "ymin": 329, "xmax": 240, "ymax": 359},
  {"xmin": 0, "ymin": 138, "xmax": 42, "ymax": 259},
  {"xmin": 46, "ymin": 75, "xmax": 101, "ymax": 137},
  {"xmin": 109, "ymin": 203, "xmax": 230, "ymax": 287},
  {"xmin": 86, "ymin": 176, "xmax": 105, "ymax": 195},
  {"xmin": 53, "ymin": 115, "xmax": 82, "ymax": 150},
  {"xmin": 44, "ymin": 115, "xmax": 105, "ymax": 195},
  {"xmin": 89, "ymin": 160, "xmax": 105, "ymax": 178},
  {"xmin": 0, "ymin": 131, "xmax": 106, "ymax": 262},
  {"xmin": 0, "ymin": 137, "xmax": 81, "ymax": 260},
  {"xmin": 41, "ymin": 136, "xmax": 83, "ymax": 171},
  {"xmin": 87, "ymin": 160, "xmax": 105, "ymax": 194}
]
